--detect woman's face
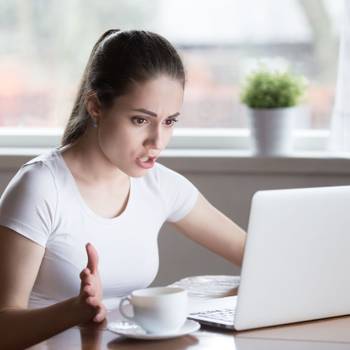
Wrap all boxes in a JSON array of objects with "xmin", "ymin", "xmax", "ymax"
[{"xmin": 96, "ymin": 75, "xmax": 184, "ymax": 177}]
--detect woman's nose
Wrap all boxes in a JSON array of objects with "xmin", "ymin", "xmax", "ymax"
[{"xmin": 145, "ymin": 128, "xmax": 165, "ymax": 150}]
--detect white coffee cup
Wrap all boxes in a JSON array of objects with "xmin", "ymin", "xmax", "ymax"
[{"xmin": 119, "ymin": 287, "xmax": 188, "ymax": 334}]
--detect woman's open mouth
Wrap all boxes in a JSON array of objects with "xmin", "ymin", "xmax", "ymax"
[{"xmin": 136, "ymin": 156, "xmax": 157, "ymax": 169}]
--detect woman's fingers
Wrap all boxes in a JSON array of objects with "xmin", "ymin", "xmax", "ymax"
[
  {"xmin": 83, "ymin": 285, "xmax": 95, "ymax": 296},
  {"xmin": 86, "ymin": 296, "xmax": 100, "ymax": 308},
  {"xmin": 81, "ymin": 274, "xmax": 94, "ymax": 287},
  {"xmin": 79, "ymin": 243, "xmax": 104, "ymax": 322},
  {"xmin": 93, "ymin": 312, "xmax": 105, "ymax": 323},
  {"xmin": 79, "ymin": 267, "xmax": 91, "ymax": 279},
  {"xmin": 85, "ymin": 298, "xmax": 106, "ymax": 323},
  {"xmin": 80, "ymin": 268, "xmax": 97, "ymax": 288},
  {"xmin": 85, "ymin": 243, "xmax": 99, "ymax": 274},
  {"xmin": 93, "ymin": 305, "xmax": 107, "ymax": 323}
]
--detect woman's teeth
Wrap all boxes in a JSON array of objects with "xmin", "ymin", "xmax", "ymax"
[{"xmin": 140, "ymin": 156, "xmax": 150, "ymax": 162}]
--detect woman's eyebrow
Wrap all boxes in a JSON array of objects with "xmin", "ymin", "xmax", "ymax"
[{"xmin": 131, "ymin": 108, "xmax": 180, "ymax": 118}]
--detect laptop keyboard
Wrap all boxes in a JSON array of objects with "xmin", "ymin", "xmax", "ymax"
[{"xmin": 190, "ymin": 307, "xmax": 236, "ymax": 325}]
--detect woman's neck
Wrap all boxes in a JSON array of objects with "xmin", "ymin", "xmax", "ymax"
[{"xmin": 61, "ymin": 129, "xmax": 128, "ymax": 185}]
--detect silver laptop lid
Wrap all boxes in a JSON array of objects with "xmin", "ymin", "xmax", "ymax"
[{"xmin": 235, "ymin": 185, "xmax": 350, "ymax": 331}]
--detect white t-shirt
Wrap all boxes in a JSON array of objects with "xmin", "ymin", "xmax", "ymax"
[{"xmin": 0, "ymin": 148, "xmax": 199, "ymax": 309}]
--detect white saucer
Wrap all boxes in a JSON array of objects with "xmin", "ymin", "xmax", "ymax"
[{"xmin": 107, "ymin": 319, "xmax": 200, "ymax": 340}]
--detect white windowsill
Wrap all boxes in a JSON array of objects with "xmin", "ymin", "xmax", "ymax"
[{"xmin": 0, "ymin": 128, "xmax": 332, "ymax": 150}]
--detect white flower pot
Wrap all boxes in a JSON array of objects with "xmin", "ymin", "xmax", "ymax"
[{"xmin": 247, "ymin": 106, "xmax": 297, "ymax": 156}]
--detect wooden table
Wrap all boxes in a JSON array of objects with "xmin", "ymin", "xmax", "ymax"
[{"xmin": 28, "ymin": 276, "xmax": 350, "ymax": 349}]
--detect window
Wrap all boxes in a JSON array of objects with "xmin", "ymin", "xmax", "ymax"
[{"xmin": 0, "ymin": 0, "xmax": 343, "ymax": 148}]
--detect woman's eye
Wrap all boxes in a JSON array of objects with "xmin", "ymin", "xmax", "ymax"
[
  {"xmin": 131, "ymin": 117, "xmax": 148, "ymax": 126},
  {"xmin": 164, "ymin": 118, "xmax": 179, "ymax": 127}
]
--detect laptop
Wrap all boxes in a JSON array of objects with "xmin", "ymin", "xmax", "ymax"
[{"xmin": 188, "ymin": 185, "xmax": 350, "ymax": 331}]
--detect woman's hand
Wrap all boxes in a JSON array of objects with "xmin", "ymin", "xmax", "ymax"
[{"xmin": 79, "ymin": 243, "xmax": 106, "ymax": 322}]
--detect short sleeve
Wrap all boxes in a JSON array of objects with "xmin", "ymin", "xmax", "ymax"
[
  {"xmin": 0, "ymin": 161, "xmax": 58, "ymax": 247},
  {"xmin": 156, "ymin": 163, "xmax": 199, "ymax": 223}
]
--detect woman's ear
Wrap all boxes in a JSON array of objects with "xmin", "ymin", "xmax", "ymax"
[{"xmin": 85, "ymin": 92, "xmax": 102, "ymax": 125}]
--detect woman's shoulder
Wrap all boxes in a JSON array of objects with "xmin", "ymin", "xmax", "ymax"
[
  {"xmin": 23, "ymin": 148, "xmax": 59, "ymax": 172},
  {"xmin": 6, "ymin": 149, "xmax": 59, "ymax": 195},
  {"xmin": 0, "ymin": 149, "xmax": 60, "ymax": 246}
]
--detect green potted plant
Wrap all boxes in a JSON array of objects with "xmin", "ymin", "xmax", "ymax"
[{"xmin": 240, "ymin": 65, "xmax": 307, "ymax": 156}]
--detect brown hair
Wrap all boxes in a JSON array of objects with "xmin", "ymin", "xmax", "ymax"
[{"xmin": 61, "ymin": 29, "xmax": 186, "ymax": 146}]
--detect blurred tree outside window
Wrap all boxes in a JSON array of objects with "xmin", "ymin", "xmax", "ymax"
[{"xmin": 0, "ymin": 0, "xmax": 343, "ymax": 130}]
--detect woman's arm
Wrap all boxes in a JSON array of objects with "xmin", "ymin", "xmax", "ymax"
[
  {"xmin": 0, "ymin": 297, "xmax": 93, "ymax": 350},
  {"xmin": 171, "ymin": 193, "xmax": 246, "ymax": 267},
  {"xmin": 0, "ymin": 226, "xmax": 105, "ymax": 350}
]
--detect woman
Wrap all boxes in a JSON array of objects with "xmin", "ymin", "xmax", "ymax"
[{"xmin": 0, "ymin": 29, "xmax": 246, "ymax": 349}]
